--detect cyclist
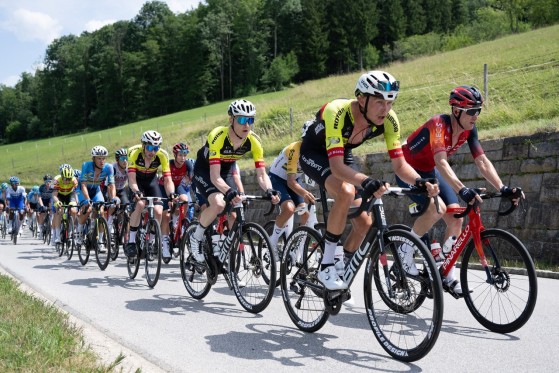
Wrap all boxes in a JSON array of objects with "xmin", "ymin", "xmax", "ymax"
[
  {"xmin": 268, "ymin": 140, "xmax": 315, "ymax": 255},
  {"xmin": 300, "ymin": 70, "xmax": 438, "ymax": 290},
  {"xmin": 124, "ymin": 130, "xmax": 177, "ymax": 258},
  {"xmin": 52, "ymin": 165, "xmax": 79, "ymax": 245},
  {"xmin": 160, "ymin": 142, "xmax": 193, "ymax": 259},
  {"xmin": 396, "ymin": 85, "xmax": 524, "ymax": 295},
  {"xmin": 6, "ymin": 176, "xmax": 27, "ymax": 234},
  {"xmin": 0, "ymin": 182, "xmax": 8, "ymax": 230},
  {"xmin": 189, "ymin": 99, "xmax": 280, "ymax": 262},
  {"xmin": 26, "ymin": 185, "xmax": 44, "ymax": 232},
  {"xmin": 106, "ymin": 148, "xmax": 130, "ymax": 231},
  {"xmin": 38, "ymin": 175, "xmax": 54, "ymax": 235},
  {"xmin": 77, "ymin": 146, "xmax": 116, "ymax": 245}
]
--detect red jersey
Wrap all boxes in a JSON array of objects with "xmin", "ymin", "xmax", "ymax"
[
  {"xmin": 159, "ymin": 159, "xmax": 189, "ymax": 187},
  {"xmin": 402, "ymin": 114, "xmax": 484, "ymax": 172}
]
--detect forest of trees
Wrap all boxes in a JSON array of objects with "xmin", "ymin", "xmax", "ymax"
[{"xmin": 0, "ymin": 0, "xmax": 557, "ymax": 144}]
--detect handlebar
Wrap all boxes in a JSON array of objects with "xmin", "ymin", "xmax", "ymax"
[
  {"xmin": 347, "ymin": 187, "xmax": 436, "ymax": 220},
  {"xmin": 220, "ymin": 194, "xmax": 275, "ymax": 217},
  {"xmin": 452, "ymin": 188, "xmax": 523, "ymax": 218}
]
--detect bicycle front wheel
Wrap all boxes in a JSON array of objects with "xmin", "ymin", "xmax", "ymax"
[
  {"xmin": 229, "ymin": 222, "xmax": 276, "ymax": 314},
  {"xmin": 461, "ymin": 228, "xmax": 537, "ymax": 333},
  {"xmin": 65, "ymin": 217, "xmax": 75, "ymax": 260},
  {"xmin": 365, "ymin": 229, "xmax": 443, "ymax": 362},
  {"xmin": 179, "ymin": 223, "xmax": 211, "ymax": 299},
  {"xmin": 280, "ymin": 226, "xmax": 329, "ymax": 332},
  {"xmin": 94, "ymin": 217, "xmax": 111, "ymax": 270},
  {"xmin": 144, "ymin": 219, "xmax": 162, "ymax": 288}
]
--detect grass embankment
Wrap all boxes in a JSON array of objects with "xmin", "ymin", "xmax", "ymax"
[
  {"xmin": 1, "ymin": 24, "xmax": 558, "ymax": 184},
  {"xmin": 0, "ymin": 274, "xmax": 124, "ymax": 372}
]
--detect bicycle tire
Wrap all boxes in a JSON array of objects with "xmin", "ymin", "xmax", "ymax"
[
  {"xmin": 65, "ymin": 217, "xmax": 75, "ymax": 260},
  {"xmin": 461, "ymin": 228, "xmax": 538, "ymax": 333},
  {"xmin": 263, "ymin": 220, "xmax": 284, "ymax": 287},
  {"xmin": 144, "ymin": 219, "xmax": 162, "ymax": 288},
  {"xmin": 32, "ymin": 215, "xmax": 38, "ymax": 238},
  {"xmin": 45, "ymin": 218, "xmax": 52, "ymax": 245},
  {"xmin": 57, "ymin": 220, "xmax": 67, "ymax": 257},
  {"xmin": 113, "ymin": 213, "xmax": 129, "ymax": 261},
  {"xmin": 364, "ymin": 229, "xmax": 443, "ymax": 362},
  {"xmin": 94, "ymin": 216, "xmax": 111, "ymax": 270},
  {"xmin": 127, "ymin": 247, "xmax": 141, "ymax": 279},
  {"xmin": 180, "ymin": 223, "xmax": 211, "ymax": 299},
  {"xmin": 1, "ymin": 216, "xmax": 6, "ymax": 239},
  {"xmin": 228, "ymin": 222, "xmax": 276, "ymax": 314},
  {"xmin": 78, "ymin": 223, "xmax": 90, "ymax": 266},
  {"xmin": 280, "ymin": 226, "xmax": 329, "ymax": 332}
]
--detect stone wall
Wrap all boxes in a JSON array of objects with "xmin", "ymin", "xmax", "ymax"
[{"xmin": 240, "ymin": 131, "xmax": 559, "ymax": 266}]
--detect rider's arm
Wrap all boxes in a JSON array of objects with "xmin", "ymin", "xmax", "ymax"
[
  {"xmin": 163, "ymin": 175, "xmax": 175, "ymax": 197},
  {"xmin": 287, "ymin": 174, "xmax": 315, "ymax": 203},
  {"xmin": 434, "ymin": 152, "xmax": 466, "ymax": 193},
  {"xmin": 209, "ymin": 163, "xmax": 231, "ymax": 194},
  {"xmin": 330, "ymin": 156, "xmax": 368, "ymax": 186},
  {"xmin": 255, "ymin": 167, "xmax": 272, "ymax": 191},
  {"xmin": 391, "ymin": 157, "xmax": 423, "ymax": 185},
  {"xmin": 474, "ymin": 154, "xmax": 504, "ymax": 191},
  {"xmin": 128, "ymin": 172, "xmax": 140, "ymax": 195}
]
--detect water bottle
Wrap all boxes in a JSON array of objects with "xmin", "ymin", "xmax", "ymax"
[
  {"xmin": 441, "ymin": 236, "xmax": 457, "ymax": 260},
  {"xmin": 430, "ymin": 241, "xmax": 443, "ymax": 264}
]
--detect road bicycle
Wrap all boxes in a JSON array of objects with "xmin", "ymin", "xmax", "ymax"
[
  {"xmin": 163, "ymin": 200, "xmax": 195, "ymax": 264},
  {"xmin": 76, "ymin": 201, "xmax": 112, "ymax": 270},
  {"xmin": 0, "ymin": 211, "xmax": 7, "ymax": 239},
  {"xmin": 55, "ymin": 204, "xmax": 77, "ymax": 260},
  {"xmin": 8, "ymin": 208, "xmax": 23, "ymax": 245},
  {"xmin": 397, "ymin": 188, "xmax": 537, "ymax": 333},
  {"xmin": 29, "ymin": 209, "xmax": 39, "ymax": 238},
  {"xmin": 280, "ymin": 187, "xmax": 444, "ymax": 362},
  {"xmin": 41, "ymin": 208, "xmax": 52, "ymax": 245},
  {"xmin": 126, "ymin": 196, "xmax": 164, "ymax": 288},
  {"xmin": 180, "ymin": 194, "xmax": 277, "ymax": 314},
  {"xmin": 110, "ymin": 202, "xmax": 133, "ymax": 261}
]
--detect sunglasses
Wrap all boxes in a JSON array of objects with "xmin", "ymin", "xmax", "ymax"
[
  {"xmin": 145, "ymin": 145, "xmax": 160, "ymax": 152},
  {"xmin": 177, "ymin": 150, "xmax": 189, "ymax": 155},
  {"xmin": 372, "ymin": 80, "xmax": 400, "ymax": 92},
  {"xmin": 236, "ymin": 117, "xmax": 255, "ymax": 125},
  {"xmin": 457, "ymin": 107, "xmax": 482, "ymax": 116},
  {"xmin": 118, "ymin": 156, "xmax": 128, "ymax": 161}
]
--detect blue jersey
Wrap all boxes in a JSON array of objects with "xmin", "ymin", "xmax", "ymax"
[
  {"xmin": 27, "ymin": 190, "xmax": 41, "ymax": 204},
  {"xmin": 80, "ymin": 161, "xmax": 115, "ymax": 188}
]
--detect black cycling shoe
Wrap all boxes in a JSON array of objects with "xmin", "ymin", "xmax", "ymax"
[{"xmin": 124, "ymin": 242, "xmax": 137, "ymax": 258}]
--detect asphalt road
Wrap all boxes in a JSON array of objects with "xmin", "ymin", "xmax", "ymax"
[{"xmin": 1, "ymin": 229, "xmax": 558, "ymax": 372}]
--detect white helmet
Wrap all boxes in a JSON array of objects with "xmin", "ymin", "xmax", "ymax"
[
  {"xmin": 228, "ymin": 99, "xmax": 256, "ymax": 117},
  {"xmin": 91, "ymin": 145, "xmax": 108, "ymax": 157},
  {"xmin": 355, "ymin": 70, "xmax": 400, "ymax": 101},
  {"xmin": 141, "ymin": 130, "xmax": 162, "ymax": 146}
]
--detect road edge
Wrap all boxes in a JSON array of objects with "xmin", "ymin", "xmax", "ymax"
[{"xmin": 0, "ymin": 264, "xmax": 166, "ymax": 373}]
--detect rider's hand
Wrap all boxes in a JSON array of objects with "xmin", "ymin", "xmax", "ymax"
[
  {"xmin": 303, "ymin": 192, "xmax": 315, "ymax": 205},
  {"xmin": 168, "ymin": 192, "xmax": 179, "ymax": 201},
  {"xmin": 459, "ymin": 187, "xmax": 481, "ymax": 205},
  {"xmin": 224, "ymin": 188, "xmax": 239, "ymax": 204},
  {"xmin": 500, "ymin": 185, "xmax": 524, "ymax": 205},
  {"xmin": 111, "ymin": 197, "xmax": 121, "ymax": 205},
  {"xmin": 265, "ymin": 189, "xmax": 281, "ymax": 205},
  {"xmin": 54, "ymin": 201, "xmax": 63, "ymax": 209},
  {"xmin": 361, "ymin": 177, "xmax": 387, "ymax": 200},
  {"xmin": 132, "ymin": 191, "xmax": 142, "ymax": 201},
  {"xmin": 414, "ymin": 177, "xmax": 439, "ymax": 197}
]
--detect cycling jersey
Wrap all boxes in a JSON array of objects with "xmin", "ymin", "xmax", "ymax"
[
  {"xmin": 195, "ymin": 126, "xmax": 265, "ymax": 176},
  {"xmin": 128, "ymin": 145, "xmax": 171, "ymax": 181},
  {"xmin": 402, "ymin": 114, "xmax": 484, "ymax": 172},
  {"xmin": 39, "ymin": 183, "xmax": 53, "ymax": 206},
  {"xmin": 27, "ymin": 191, "xmax": 41, "ymax": 204},
  {"xmin": 269, "ymin": 141, "xmax": 303, "ymax": 180},
  {"xmin": 53, "ymin": 175, "xmax": 78, "ymax": 196},
  {"xmin": 302, "ymin": 99, "xmax": 403, "ymax": 159},
  {"xmin": 111, "ymin": 162, "xmax": 128, "ymax": 190},
  {"xmin": 80, "ymin": 161, "xmax": 115, "ymax": 187},
  {"xmin": 6, "ymin": 186, "xmax": 26, "ymax": 210},
  {"xmin": 158, "ymin": 159, "xmax": 192, "ymax": 187}
]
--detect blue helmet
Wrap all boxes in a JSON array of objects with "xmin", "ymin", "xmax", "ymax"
[
  {"xmin": 9, "ymin": 176, "xmax": 20, "ymax": 184},
  {"xmin": 32, "ymin": 185, "xmax": 40, "ymax": 192},
  {"xmin": 0, "ymin": 182, "xmax": 8, "ymax": 190},
  {"xmin": 74, "ymin": 169, "xmax": 82, "ymax": 178}
]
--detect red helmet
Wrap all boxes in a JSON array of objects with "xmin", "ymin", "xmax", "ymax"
[
  {"xmin": 449, "ymin": 85, "xmax": 483, "ymax": 108},
  {"xmin": 173, "ymin": 142, "xmax": 189, "ymax": 156}
]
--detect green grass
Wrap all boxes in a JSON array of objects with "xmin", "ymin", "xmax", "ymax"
[
  {"xmin": 0, "ymin": 273, "xmax": 126, "ymax": 372},
  {"xmin": 2, "ymin": 25, "xmax": 558, "ymax": 185}
]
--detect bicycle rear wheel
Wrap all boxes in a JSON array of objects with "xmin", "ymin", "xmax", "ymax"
[
  {"xmin": 365, "ymin": 229, "xmax": 443, "ymax": 362},
  {"xmin": 461, "ymin": 228, "xmax": 537, "ymax": 333},
  {"xmin": 65, "ymin": 217, "xmax": 75, "ymax": 260},
  {"xmin": 94, "ymin": 217, "xmax": 111, "ymax": 270},
  {"xmin": 280, "ymin": 226, "xmax": 329, "ymax": 332},
  {"xmin": 229, "ymin": 222, "xmax": 276, "ymax": 314},
  {"xmin": 127, "ymin": 247, "xmax": 141, "ymax": 279},
  {"xmin": 180, "ymin": 223, "xmax": 211, "ymax": 299},
  {"xmin": 32, "ymin": 214, "xmax": 38, "ymax": 238},
  {"xmin": 263, "ymin": 220, "xmax": 285, "ymax": 287},
  {"xmin": 144, "ymin": 219, "xmax": 162, "ymax": 288},
  {"xmin": 57, "ymin": 221, "xmax": 67, "ymax": 257}
]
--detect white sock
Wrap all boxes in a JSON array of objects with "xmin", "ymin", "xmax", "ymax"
[
  {"xmin": 129, "ymin": 230, "xmax": 136, "ymax": 243},
  {"xmin": 193, "ymin": 224, "xmax": 206, "ymax": 241},
  {"xmin": 322, "ymin": 239, "xmax": 337, "ymax": 265},
  {"xmin": 269, "ymin": 223, "xmax": 284, "ymax": 247}
]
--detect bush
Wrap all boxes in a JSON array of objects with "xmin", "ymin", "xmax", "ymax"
[{"xmin": 393, "ymin": 33, "xmax": 444, "ymax": 61}]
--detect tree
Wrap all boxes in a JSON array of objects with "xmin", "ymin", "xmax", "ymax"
[{"xmin": 296, "ymin": 0, "xmax": 329, "ymax": 80}]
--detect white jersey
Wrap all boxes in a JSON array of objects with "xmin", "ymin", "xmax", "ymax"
[
  {"xmin": 269, "ymin": 141, "xmax": 303, "ymax": 181},
  {"xmin": 112, "ymin": 162, "xmax": 128, "ymax": 190},
  {"xmin": 6, "ymin": 186, "xmax": 27, "ymax": 200}
]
